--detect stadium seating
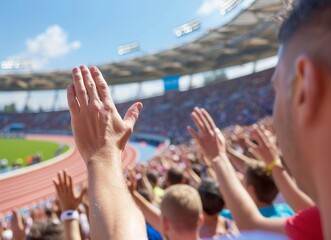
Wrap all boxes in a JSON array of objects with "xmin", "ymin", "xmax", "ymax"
[{"xmin": 0, "ymin": 68, "xmax": 274, "ymax": 143}]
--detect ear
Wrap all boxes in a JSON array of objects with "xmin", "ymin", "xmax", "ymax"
[
  {"xmin": 161, "ymin": 216, "xmax": 170, "ymax": 232},
  {"xmin": 294, "ymin": 55, "xmax": 322, "ymax": 126},
  {"xmin": 197, "ymin": 213, "xmax": 204, "ymax": 229}
]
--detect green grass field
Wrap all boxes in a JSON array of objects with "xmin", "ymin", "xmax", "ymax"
[{"xmin": 0, "ymin": 138, "xmax": 69, "ymax": 166}]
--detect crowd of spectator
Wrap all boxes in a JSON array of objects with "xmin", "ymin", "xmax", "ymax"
[
  {"xmin": 0, "ymin": 116, "xmax": 303, "ymax": 239},
  {"xmin": 2, "ymin": 0, "xmax": 331, "ymax": 239},
  {"xmin": 0, "ymin": 68, "xmax": 274, "ymax": 143}
]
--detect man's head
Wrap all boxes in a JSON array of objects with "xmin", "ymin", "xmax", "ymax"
[
  {"xmin": 27, "ymin": 221, "xmax": 64, "ymax": 240},
  {"xmin": 165, "ymin": 167, "xmax": 184, "ymax": 187},
  {"xmin": 198, "ymin": 178, "xmax": 225, "ymax": 216},
  {"xmin": 273, "ymin": 0, "xmax": 331, "ymax": 200},
  {"xmin": 160, "ymin": 184, "xmax": 203, "ymax": 239},
  {"xmin": 244, "ymin": 165, "xmax": 278, "ymax": 205}
]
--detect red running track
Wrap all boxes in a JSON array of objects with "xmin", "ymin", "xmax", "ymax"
[{"xmin": 0, "ymin": 135, "xmax": 138, "ymax": 215}]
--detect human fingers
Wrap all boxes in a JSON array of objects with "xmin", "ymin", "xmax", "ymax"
[
  {"xmin": 78, "ymin": 187, "xmax": 88, "ymax": 203},
  {"xmin": 200, "ymin": 108, "xmax": 217, "ymax": 131},
  {"xmin": 72, "ymin": 67, "xmax": 88, "ymax": 107},
  {"xmin": 53, "ymin": 178, "xmax": 60, "ymax": 195},
  {"xmin": 191, "ymin": 110, "xmax": 205, "ymax": 137},
  {"xmin": 193, "ymin": 107, "xmax": 210, "ymax": 135},
  {"xmin": 11, "ymin": 209, "xmax": 25, "ymax": 238},
  {"xmin": 67, "ymin": 172, "xmax": 74, "ymax": 196},
  {"xmin": 255, "ymin": 125, "xmax": 270, "ymax": 146},
  {"xmin": 249, "ymin": 125, "xmax": 265, "ymax": 147},
  {"xmin": 244, "ymin": 137, "xmax": 258, "ymax": 149},
  {"xmin": 80, "ymin": 65, "xmax": 100, "ymax": 103},
  {"xmin": 62, "ymin": 171, "xmax": 69, "ymax": 193},
  {"xmin": 187, "ymin": 125, "xmax": 201, "ymax": 145},
  {"xmin": 57, "ymin": 172, "xmax": 64, "ymax": 193},
  {"xmin": 89, "ymin": 66, "xmax": 113, "ymax": 104},
  {"xmin": 67, "ymin": 84, "xmax": 80, "ymax": 116},
  {"xmin": 123, "ymin": 102, "xmax": 143, "ymax": 134},
  {"xmin": 128, "ymin": 169, "xmax": 137, "ymax": 192}
]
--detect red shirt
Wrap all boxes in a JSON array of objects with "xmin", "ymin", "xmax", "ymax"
[{"xmin": 285, "ymin": 206, "xmax": 323, "ymax": 240}]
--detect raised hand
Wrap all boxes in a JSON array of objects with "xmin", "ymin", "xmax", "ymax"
[
  {"xmin": 247, "ymin": 125, "xmax": 280, "ymax": 165},
  {"xmin": 53, "ymin": 171, "xmax": 86, "ymax": 211},
  {"xmin": 67, "ymin": 65, "xmax": 143, "ymax": 164},
  {"xmin": 11, "ymin": 209, "xmax": 25, "ymax": 240},
  {"xmin": 126, "ymin": 169, "xmax": 137, "ymax": 194},
  {"xmin": 188, "ymin": 107, "xmax": 226, "ymax": 161}
]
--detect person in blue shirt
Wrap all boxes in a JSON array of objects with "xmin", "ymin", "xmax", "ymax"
[{"xmin": 221, "ymin": 164, "xmax": 294, "ymax": 219}]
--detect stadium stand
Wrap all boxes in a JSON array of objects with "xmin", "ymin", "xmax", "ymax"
[{"xmin": 0, "ymin": 68, "xmax": 274, "ymax": 143}]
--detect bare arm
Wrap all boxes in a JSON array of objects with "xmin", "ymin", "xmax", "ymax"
[
  {"xmin": 227, "ymin": 146, "xmax": 256, "ymax": 173},
  {"xmin": 194, "ymin": 151, "xmax": 217, "ymax": 180},
  {"xmin": 67, "ymin": 66, "xmax": 147, "ymax": 240},
  {"xmin": 271, "ymin": 167, "xmax": 314, "ymax": 212},
  {"xmin": 53, "ymin": 171, "xmax": 84, "ymax": 240},
  {"xmin": 249, "ymin": 126, "xmax": 314, "ymax": 212},
  {"xmin": 139, "ymin": 164, "xmax": 154, "ymax": 195},
  {"xmin": 182, "ymin": 153, "xmax": 201, "ymax": 187},
  {"xmin": 132, "ymin": 191, "xmax": 162, "ymax": 233},
  {"xmin": 185, "ymin": 167, "xmax": 201, "ymax": 187},
  {"xmin": 127, "ymin": 170, "xmax": 162, "ymax": 234},
  {"xmin": 188, "ymin": 107, "xmax": 286, "ymax": 233},
  {"xmin": 11, "ymin": 210, "xmax": 26, "ymax": 240}
]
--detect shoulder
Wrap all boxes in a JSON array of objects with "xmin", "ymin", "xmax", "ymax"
[{"xmin": 285, "ymin": 206, "xmax": 323, "ymax": 240}]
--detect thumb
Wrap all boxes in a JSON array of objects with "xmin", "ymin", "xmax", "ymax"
[
  {"xmin": 124, "ymin": 102, "xmax": 143, "ymax": 132},
  {"xmin": 78, "ymin": 187, "xmax": 87, "ymax": 202}
]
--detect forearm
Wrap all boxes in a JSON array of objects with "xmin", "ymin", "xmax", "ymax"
[
  {"xmin": 212, "ymin": 155, "xmax": 286, "ymax": 234},
  {"xmin": 205, "ymin": 165, "xmax": 217, "ymax": 180},
  {"xmin": 141, "ymin": 175, "xmax": 154, "ymax": 195},
  {"xmin": 186, "ymin": 168, "xmax": 201, "ymax": 187},
  {"xmin": 272, "ymin": 166, "xmax": 314, "ymax": 212},
  {"xmin": 133, "ymin": 191, "xmax": 162, "ymax": 233},
  {"xmin": 87, "ymin": 157, "xmax": 147, "ymax": 240},
  {"xmin": 63, "ymin": 220, "xmax": 82, "ymax": 240},
  {"xmin": 227, "ymin": 148, "xmax": 255, "ymax": 173},
  {"xmin": 212, "ymin": 154, "xmax": 264, "ymax": 230}
]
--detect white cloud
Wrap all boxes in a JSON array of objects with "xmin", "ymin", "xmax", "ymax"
[
  {"xmin": 197, "ymin": 0, "xmax": 220, "ymax": 16},
  {"xmin": 10, "ymin": 25, "xmax": 81, "ymax": 70}
]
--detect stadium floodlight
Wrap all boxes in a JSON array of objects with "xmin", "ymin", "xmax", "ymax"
[
  {"xmin": 219, "ymin": 0, "xmax": 243, "ymax": 15},
  {"xmin": 118, "ymin": 42, "xmax": 140, "ymax": 56},
  {"xmin": 1, "ymin": 59, "xmax": 32, "ymax": 70},
  {"xmin": 173, "ymin": 20, "xmax": 200, "ymax": 38}
]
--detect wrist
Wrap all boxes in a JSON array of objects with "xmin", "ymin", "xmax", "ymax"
[
  {"xmin": 211, "ymin": 153, "xmax": 229, "ymax": 164},
  {"xmin": 60, "ymin": 210, "xmax": 79, "ymax": 222},
  {"xmin": 62, "ymin": 205, "xmax": 77, "ymax": 211},
  {"xmin": 85, "ymin": 150, "xmax": 122, "ymax": 168},
  {"xmin": 266, "ymin": 159, "xmax": 283, "ymax": 176}
]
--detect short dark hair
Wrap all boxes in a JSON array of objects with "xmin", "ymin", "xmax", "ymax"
[
  {"xmin": 138, "ymin": 188, "xmax": 153, "ymax": 203},
  {"xmin": 147, "ymin": 170, "xmax": 158, "ymax": 186},
  {"xmin": 245, "ymin": 165, "xmax": 278, "ymax": 204},
  {"xmin": 27, "ymin": 221, "xmax": 64, "ymax": 240},
  {"xmin": 278, "ymin": 0, "xmax": 331, "ymax": 44},
  {"xmin": 45, "ymin": 207, "xmax": 53, "ymax": 218},
  {"xmin": 167, "ymin": 167, "xmax": 184, "ymax": 186},
  {"xmin": 198, "ymin": 178, "xmax": 225, "ymax": 216},
  {"xmin": 192, "ymin": 164, "xmax": 202, "ymax": 178}
]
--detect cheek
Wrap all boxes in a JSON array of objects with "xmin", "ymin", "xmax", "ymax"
[
  {"xmin": 272, "ymin": 95, "xmax": 283, "ymax": 135},
  {"xmin": 273, "ymin": 94, "xmax": 299, "ymax": 177}
]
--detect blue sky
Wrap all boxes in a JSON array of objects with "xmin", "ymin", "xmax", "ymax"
[
  {"xmin": 0, "ymin": 0, "xmax": 230, "ymax": 72},
  {"xmin": 1, "ymin": 0, "xmax": 276, "ymax": 111}
]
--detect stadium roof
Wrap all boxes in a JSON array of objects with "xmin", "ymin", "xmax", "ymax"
[{"xmin": 0, "ymin": 0, "xmax": 282, "ymax": 91}]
